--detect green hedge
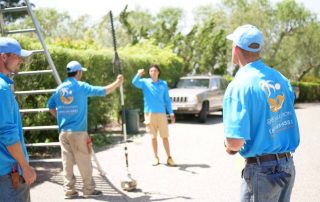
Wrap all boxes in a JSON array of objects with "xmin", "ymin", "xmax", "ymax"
[
  {"xmin": 291, "ymin": 81, "xmax": 320, "ymax": 102},
  {"xmin": 15, "ymin": 40, "xmax": 183, "ymax": 143}
]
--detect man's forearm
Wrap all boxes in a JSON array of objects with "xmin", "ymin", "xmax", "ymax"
[
  {"xmin": 106, "ymin": 80, "xmax": 120, "ymax": 95},
  {"xmin": 7, "ymin": 141, "xmax": 29, "ymax": 169},
  {"xmin": 49, "ymin": 109, "xmax": 57, "ymax": 118},
  {"xmin": 132, "ymin": 74, "xmax": 142, "ymax": 88}
]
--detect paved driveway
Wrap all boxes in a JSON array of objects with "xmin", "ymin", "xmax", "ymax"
[{"xmin": 30, "ymin": 103, "xmax": 320, "ymax": 202}]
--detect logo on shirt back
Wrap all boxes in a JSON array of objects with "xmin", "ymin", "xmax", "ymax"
[
  {"xmin": 59, "ymin": 87, "xmax": 74, "ymax": 105},
  {"xmin": 259, "ymin": 80, "xmax": 284, "ymax": 112}
]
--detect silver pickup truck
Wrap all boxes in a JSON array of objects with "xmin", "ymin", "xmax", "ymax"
[{"xmin": 169, "ymin": 75, "xmax": 227, "ymax": 123}]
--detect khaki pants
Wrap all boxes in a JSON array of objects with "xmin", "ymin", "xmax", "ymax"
[
  {"xmin": 59, "ymin": 131, "xmax": 95, "ymax": 195},
  {"xmin": 144, "ymin": 113, "xmax": 169, "ymax": 139}
]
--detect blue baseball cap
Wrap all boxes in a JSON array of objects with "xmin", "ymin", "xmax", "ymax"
[
  {"xmin": 0, "ymin": 37, "xmax": 32, "ymax": 57},
  {"xmin": 226, "ymin": 24, "xmax": 263, "ymax": 52},
  {"xmin": 66, "ymin": 61, "xmax": 87, "ymax": 73}
]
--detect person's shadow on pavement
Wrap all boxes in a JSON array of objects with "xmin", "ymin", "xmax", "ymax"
[
  {"xmin": 172, "ymin": 163, "xmax": 211, "ymax": 174},
  {"xmin": 125, "ymin": 189, "xmax": 193, "ymax": 202},
  {"xmin": 93, "ymin": 181, "xmax": 193, "ymax": 201}
]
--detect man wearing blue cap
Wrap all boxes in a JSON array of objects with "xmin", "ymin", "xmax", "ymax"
[
  {"xmin": 47, "ymin": 61, "xmax": 123, "ymax": 199},
  {"xmin": 0, "ymin": 37, "xmax": 37, "ymax": 202},
  {"xmin": 223, "ymin": 25, "xmax": 300, "ymax": 201}
]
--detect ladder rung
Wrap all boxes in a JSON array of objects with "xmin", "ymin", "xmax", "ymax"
[
  {"xmin": 31, "ymin": 49, "xmax": 45, "ymax": 54},
  {"xmin": 6, "ymin": 28, "xmax": 36, "ymax": 34},
  {"xmin": 23, "ymin": 125, "xmax": 58, "ymax": 131},
  {"xmin": 17, "ymin": 70, "xmax": 53, "ymax": 76},
  {"xmin": 15, "ymin": 89, "xmax": 56, "ymax": 95},
  {"xmin": 26, "ymin": 142, "xmax": 60, "ymax": 147},
  {"xmin": 2, "ymin": 6, "xmax": 28, "ymax": 13},
  {"xmin": 30, "ymin": 158, "xmax": 62, "ymax": 163},
  {"xmin": 20, "ymin": 108, "xmax": 50, "ymax": 113}
]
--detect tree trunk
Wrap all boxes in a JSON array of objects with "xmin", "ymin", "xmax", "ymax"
[{"xmin": 297, "ymin": 63, "xmax": 317, "ymax": 81}]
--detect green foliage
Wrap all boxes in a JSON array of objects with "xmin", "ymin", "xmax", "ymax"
[
  {"xmin": 119, "ymin": 6, "xmax": 153, "ymax": 45},
  {"xmin": 173, "ymin": 16, "xmax": 227, "ymax": 75},
  {"xmin": 52, "ymin": 37, "xmax": 98, "ymax": 51},
  {"xmin": 119, "ymin": 6, "xmax": 184, "ymax": 47},
  {"xmin": 90, "ymin": 133, "xmax": 113, "ymax": 147},
  {"xmin": 224, "ymin": 75, "xmax": 234, "ymax": 84},
  {"xmin": 292, "ymin": 81, "xmax": 320, "ymax": 102},
  {"xmin": 13, "ymin": 39, "xmax": 183, "ymax": 143},
  {"xmin": 221, "ymin": 0, "xmax": 319, "ymax": 81},
  {"xmin": 119, "ymin": 6, "xmax": 229, "ymax": 76},
  {"xmin": 275, "ymin": 0, "xmax": 311, "ymax": 27},
  {"xmin": 0, "ymin": 0, "xmax": 30, "ymax": 21},
  {"xmin": 5, "ymin": 1, "xmax": 319, "ymax": 82},
  {"xmin": 265, "ymin": 0, "xmax": 315, "ymax": 78},
  {"xmin": 151, "ymin": 7, "xmax": 184, "ymax": 46}
]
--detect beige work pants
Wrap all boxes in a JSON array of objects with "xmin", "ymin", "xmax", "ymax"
[{"xmin": 59, "ymin": 131, "xmax": 95, "ymax": 195}]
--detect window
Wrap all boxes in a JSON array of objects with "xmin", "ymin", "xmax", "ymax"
[{"xmin": 177, "ymin": 79, "xmax": 210, "ymax": 89}]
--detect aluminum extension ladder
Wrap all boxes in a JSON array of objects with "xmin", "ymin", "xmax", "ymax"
[{"xmin": 0, "ymin": 0, "xmax": 61, "ymax": 161}]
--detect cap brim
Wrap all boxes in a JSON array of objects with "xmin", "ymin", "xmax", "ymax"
[
  {"xmin": 81, "ymin": 67, "xmax": 87, "ymax": 72},
  {"xmin": 226, "ymin": 33, "xmax": 234, "ymax": 41},
  {"xmin": 20, "ymin": 49, "xmax": 33, "ymax": 57}
]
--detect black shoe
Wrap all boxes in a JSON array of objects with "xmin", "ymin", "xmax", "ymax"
[
  {"xmin": 83, "ymin": 190, "xmax": 103, "ymax": 198},
  {"xmin": 64, "ymin": 191, "xmax": 79, "ymax": 199}
]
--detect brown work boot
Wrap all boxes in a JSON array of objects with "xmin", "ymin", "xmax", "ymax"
[
  {"xmin": 167, "ymin": 156, "xmax": 176, "ymax": 166},
  {"xmin": 152, "ymin": 156, "xmax": 160, "ymax": 166}
]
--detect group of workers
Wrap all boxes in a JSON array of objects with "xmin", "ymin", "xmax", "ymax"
[{"xmin": 0, "ymin": 24, "xmax": 299, "ymax": 202}]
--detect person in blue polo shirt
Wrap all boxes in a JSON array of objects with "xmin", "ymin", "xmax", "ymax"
[
  {"xmin": 0, "ymin": 37, "xmax": 37, "ymax": 202},
  {"xmin": 47, "ymin": 61, "xmax": 123, "ymax": 199},
  {"xmin": 223, "ymin": 24, "xmax": 300, "ymax": 202},
  {"xmin": 132, "ymin": 64, "xmax": 176, "ymax": 166}
]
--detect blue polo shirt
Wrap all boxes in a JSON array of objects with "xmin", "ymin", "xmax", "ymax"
[
  {"xmin": 0, "ymin": 73, "xmax": 29, "ymax": 176},
  {"xmin": 47, "ymin": 77, "xmax": 106, "ymax": 132},
  {"xmin": 132, "ymin": 75, "xmax": 173, "ymax": 115},
  {"xmin": 223, "ymin": 60, "xmax": 300, "ymax": 158}
]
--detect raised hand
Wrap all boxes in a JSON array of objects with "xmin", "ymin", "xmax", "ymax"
[{"xmin": 137, "ymin": 69, "xmax": 145, "ymax": 77}]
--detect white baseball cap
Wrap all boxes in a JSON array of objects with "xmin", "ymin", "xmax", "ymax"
[{"xmin": 66, "ymin": 61, "xmax": 87, "ymax": 73}]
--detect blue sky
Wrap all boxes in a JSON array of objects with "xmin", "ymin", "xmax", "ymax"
[{"xmin": 30, "ymin": 0, "xmax": 319, "ymax": 24}]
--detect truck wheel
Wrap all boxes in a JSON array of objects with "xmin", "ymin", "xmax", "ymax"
[{"xmin": 199, "ymin": 102, "xmax": 209, "ymax": 123}]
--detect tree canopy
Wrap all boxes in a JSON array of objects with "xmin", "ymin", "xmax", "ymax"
[
  {"xmin": 0, "ymin": 0, "xmax": 33, "ymax": 21},
  {"xmin": 3, "ymin": 0, "xmax": 320, "ymax": 81}
]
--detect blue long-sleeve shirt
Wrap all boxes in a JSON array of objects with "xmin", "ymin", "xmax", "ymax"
[
  {"xmin": 0, "ymin": 73, "xmax": 29, "ymax": 176},
  {"xmin": 132, "ymin": 74, "xmax": 173, "ymax": 115}
]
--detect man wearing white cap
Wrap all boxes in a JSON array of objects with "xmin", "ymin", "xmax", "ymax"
[
  {"xmin": 223, "ymin": 25, "xmax": 300, "ymax": 201},
  {"xmin": 47, "ymin": 60, "xmax": 123, "ymax": 199},
  {"xmin": 0, "ymin": 37, "xmax": 37, "ymax": 202}
]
